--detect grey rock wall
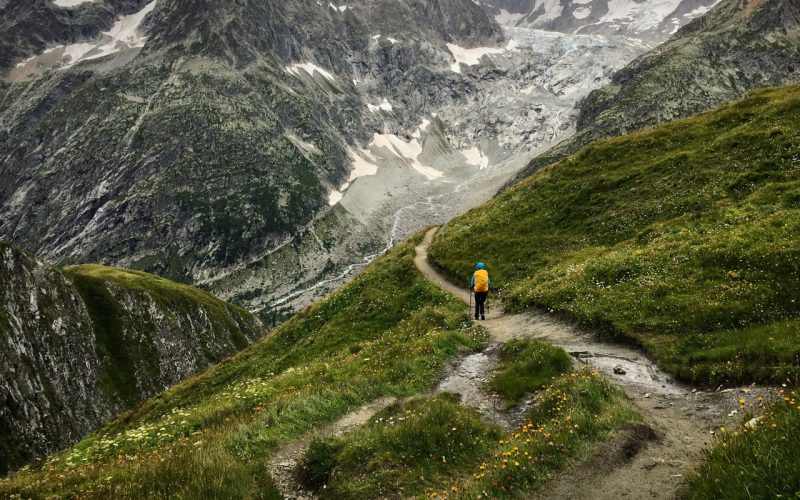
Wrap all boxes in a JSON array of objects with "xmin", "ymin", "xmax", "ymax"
[{"xmin": 0, "ymin": 241, "xmax": 263, "ymax": 474}]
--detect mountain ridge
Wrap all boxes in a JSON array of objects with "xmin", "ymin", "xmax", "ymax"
[{"xmin": 0, "ymin": 239, "xmax": 263, "ymax": 474}]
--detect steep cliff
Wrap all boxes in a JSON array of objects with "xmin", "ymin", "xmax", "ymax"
[{"xmin": 0, "ymin": 240, "xmax": 262, "ymax": 473}]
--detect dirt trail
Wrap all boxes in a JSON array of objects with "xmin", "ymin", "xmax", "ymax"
[
  {"xmin": 267, "ymin": 396, "xmax": 398, "ymax": 499},
  {"xmin": 415, "ymin": 227, "xmax": 768, "ymax": 499}
]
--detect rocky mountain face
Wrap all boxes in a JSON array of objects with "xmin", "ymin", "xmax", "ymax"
[
  {"xmin": 0, "ymin": 240, "xmax": 262, "ymax": 474},
  {"xmin": 0, "ymin": 0, "xmax": 152, "ymax": 69},
  {"xmin": 510, "ymin": 0, "xmax": 800, "ymax": 184},
  {"xmin": 0, "ymin": 0, "xmax": 720, "ymax": 321},
  {"xmin": 0, "ymin": 0, "xmax": 505, "ymax": 311}
]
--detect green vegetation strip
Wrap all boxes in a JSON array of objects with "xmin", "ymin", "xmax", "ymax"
[
  {"xmin": 0, "ymin": 239, "xmax": 485, "ymax": 498},
  {"xmin": 489, "ymin": 339, "xmax": 573, "ymax": 407},
  {"xmin": 298, "ymin": 341, "xmax": 638, "ymax": 499},
  {"xmin": 689, "ymin": 389, "xmax": 800, "ymax": 499},
  {"xmin": 298, "ymin": 394, "xmax": 502, "ymax": 498},
  {"xmin": 429, "ymin": 84, "xmax": 800, "ymax": 385}
]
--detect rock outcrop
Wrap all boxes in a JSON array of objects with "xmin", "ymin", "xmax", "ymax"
[{"xmin": 0, "ymin": 241, "xmax": 262, "ymax": 474}]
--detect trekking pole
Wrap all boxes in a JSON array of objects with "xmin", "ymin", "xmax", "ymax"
[{"xmin": 467, "ymin": 279, "xmax": 473, "ymax": 317}]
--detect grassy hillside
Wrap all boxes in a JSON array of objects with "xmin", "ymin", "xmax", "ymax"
[
  {"xmin": 0, "ymin": 238, "xmax": 486, "ymax": 497},
  {"xmin": 429, "ymin": 84, "xmax": 800, "ymax": 386},
  {"xmin": 689, "ymin": 390, "xmax": 800, "ymax": 498},
  {"xmin": 1, "ymin": 236, "xmax": 640, "ymax": 498},
  {"xmin": 65, "ymin": 264, "xmax": 256, "ymax": 348},
  {"xmin": 297, "ymin": 367, "xmax": 638, "ymax": 499}
]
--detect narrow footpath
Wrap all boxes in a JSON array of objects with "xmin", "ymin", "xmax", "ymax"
[
  {"xmin": 267, "ymin": 227, "xmax": 767, "ymax": 500},
  {"xmin": 415, "ymin": 227, "xmax": 766, "ymax": 500}
]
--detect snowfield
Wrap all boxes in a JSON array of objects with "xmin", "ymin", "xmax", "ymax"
[
  {"xmin": 286, "ymin": 62, "xmax": 337, "ymax": 82},
  {"xmin": 11, "ymin": 0, "xmax": 157, "ymax": 75},
  {"xmin": 53, "ymin": 0, "xmax": 97, "ymax": 6}
]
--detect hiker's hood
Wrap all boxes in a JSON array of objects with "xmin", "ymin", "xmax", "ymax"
[{"xmin": 476, "ymin": 262, "xmax": 486, "ymax": 270}]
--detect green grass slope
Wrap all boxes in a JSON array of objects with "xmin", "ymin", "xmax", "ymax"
[
  {"xmin": 429, "ymin": 84, "xmax": 800, "ymax": 386},
  {"xmin": 0, "ymin": 238, "xmax": 486, "ymax": 497},
  {"xmin": 489, "ymin": 339, "xmax": 573, "ymax": 407},
  {"xmin": 65, "ymin": 264, "xmax": 256, "ymax": 339},
  {"xmin": 297, "ymin": 368, "xmax": 638, "ymax": 499},
  {"xmin": 689, "ymin": 390, "xmax": 800, "ymax": 499}
]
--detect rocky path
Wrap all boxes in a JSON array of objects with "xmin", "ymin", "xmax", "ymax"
[{"xmin": 415, "ymin": 227, "xmax": 769, "ymax": 500}]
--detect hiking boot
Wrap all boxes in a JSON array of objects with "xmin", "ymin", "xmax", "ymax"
[{"xmin": 481, "ymin": 315, "xmax": 486, "ymax": 320}]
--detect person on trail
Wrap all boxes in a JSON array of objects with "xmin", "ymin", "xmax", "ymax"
[{"xmin": 470, "ymin": 262, "xmax": 490, "ymax": 320}]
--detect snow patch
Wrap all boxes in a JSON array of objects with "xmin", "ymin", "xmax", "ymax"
[
  {"xmin": 16, "ymin": 0, "xmax": 156, "ymax": 71},
  {"xmin": 286, "ymin": 62, "xmax": 336, "ymax": 82},
  {"xmin": 367, "ymin": 98, "xmax": 393, "ymax": 113},
  {"xmin": 15, "ymin": 56, "xmax": 35, "ymax": 69},
  {"xmin": 328, "ymin": 190, "xmax": 343, "ymax": 206},
  {"xmin": 446, "ymin": 43, "xmax": 505, "ymax": 73},
  {"xmin": 64, "ymin": 0, "xmax": 156, "ymax": 66},
  {"xmin": 346, "ymin": 149, "xmax": 381, "ymax": 187},
  {"xmin": 328, "ymin": 3, "xmax": 348, "ymax": 12},
  {"xmin": 386, "ymin": 37, "xmax": 399, "ymax": 44},
  {"xmin": 683, "ymin": 5, "xmax": 713, "ymax": 18},
  {"xmin": 411, "ymin": 118, "xmax": 431, "ymax": 139},
  {"xmin": 573, "ymin": 7, "xmax": 591, "ymax": 19},
  {"xmin": 370, "ymin": 133, "xmax": 443, "ymax": 180},
  {"xmin": 53, "ymin": 0, "xmax": 97, "ymax": 6},
  {"xmin": 461, "ymin": 147, "xmax": 489, "ymax": 169},
  {"xmin": 62, "ymin": 43, "xmax": 97, "ymax": 66}
]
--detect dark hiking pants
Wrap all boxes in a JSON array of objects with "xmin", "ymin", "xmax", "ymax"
[{"xmin": 474, "ymin": 291, "xmax": 488, "ymax": 319}]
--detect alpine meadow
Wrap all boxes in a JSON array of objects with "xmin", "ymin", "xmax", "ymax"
[{"xmin": 1, "ymin": 0, "xmax": 799, "ymax": 498}]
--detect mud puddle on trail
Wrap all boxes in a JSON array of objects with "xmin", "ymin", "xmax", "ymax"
[
  {"xmin": 436, "ymin": 342, "xmax": 537, "ymax": 431},
  {"xmin": 267, "ymin": 396, "xmax": 397, "ymax": 500},
  {"xmin": 416, "ymin": 227, "xmax": 771, "ymax": 499}
]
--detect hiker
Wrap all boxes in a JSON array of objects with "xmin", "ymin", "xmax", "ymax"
[{"xmin": 470, "ymin": 262, "xmax": 490, "ymax": 320}]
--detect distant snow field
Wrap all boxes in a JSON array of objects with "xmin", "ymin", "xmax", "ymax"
[
  {"xmin": 446, "ymin": 43, "xmax": 506, "ymax": 73},
  {"xmin": 14, "ymin": 0, "xmax": 156, "ymax": 73},
  {"xmin": 286, "ymin": 62, "xmax": 336, "ymax": 82},
  {"xmin": 53, "ymin": 0, "xmax": 97, "ymax": 6},
  {"xmin": 461, "ymin": 147, "xmax": 490, "ymax": 169},
  {"xmin": 446, "ymin": 39, "xmax": 520, "ymax": 73},
  {"xmin": 328, "ymin": 190, "xmax": 344, "ymax": 206},
  {"xmin": 371, "ymin": 132, "xmax": 444, "ymax": 180}
]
